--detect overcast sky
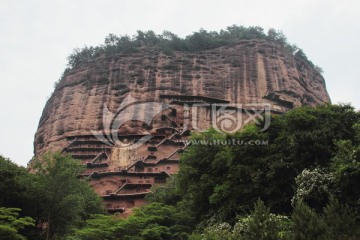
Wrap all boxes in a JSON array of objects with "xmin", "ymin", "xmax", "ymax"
[{"xmin": 0, "ymin": 0, "xmax": 359, "ymax": 166}]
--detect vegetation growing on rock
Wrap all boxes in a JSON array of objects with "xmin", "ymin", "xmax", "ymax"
[{"xmin": 65, "ymin": 25, "xmax": 316, "ymax": 71}]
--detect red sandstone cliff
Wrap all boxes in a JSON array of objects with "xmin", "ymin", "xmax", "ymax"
[
  {"xmin": 33, "ymin": 39, "xmax": 330, "ymax": 214},
  {"xmin": 34, "ymin": 40, "xmax": 330, "ymax": 155}
]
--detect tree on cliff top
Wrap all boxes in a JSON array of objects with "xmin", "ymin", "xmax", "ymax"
[{"xmin": 65, "ymin": 25, "xmax": 306, "ymax": 70}]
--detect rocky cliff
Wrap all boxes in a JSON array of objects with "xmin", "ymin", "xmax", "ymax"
[
  {"xmin": 34, "ymin": 39, "xmax": 330, "ymax": 155},
  {"xmin": 33, "ymin": 39, "xmax": 330, "ymax": 214}
]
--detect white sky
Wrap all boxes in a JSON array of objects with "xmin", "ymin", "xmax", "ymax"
[{"xmin": 0, "ymin": 0, "xmax": 359, "ymax": 166}]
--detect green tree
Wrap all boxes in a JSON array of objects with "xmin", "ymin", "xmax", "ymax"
[
  {"xmin": 264, "ymin": 104, "xmax": 360, "ymax": 213},
  {"xmin": 66, "ymin": 214, "xmax": 120, "ymax": 240},
  {"xmin": 291, "ymin": 197, "xmax": 360, "ymax": 240},
  {"xmin": 0, "ymin": 156, "xmax": 32, "ymax": 209},
  {"xmin": 291, "ymin": 201, "xmax": 327, "ymax": 240},
  {"xmin": 177, "ymin": 126, "xmax": 273, "ymax": 221},
  {"xmin": 31, "ymin": 153, "xmax": 104, "ymax": 240},
  {"xmin": 330, "ymin": 139, "xmax": 360, "ymax": 207},
  {"xmin": 232, "ymin": 199, "xmax": 291, "ymax": 240},
  {"xmin": 267, "ymin": 28, "xmax": 287, "ymax": 46},
  {"xmin": 146, "ymin": 175, "xmax": 182, "ymax": 205},
  {"xmin": 177, "ymin": 129, "xmax": 233, "ymax": 221},
  {"xmin": 292, "ymin": 168, "xmax": 335, "ymax": 210},
  {"xmin": 322, "ymin": 197, "xmax": 360, "ymax": 240},
  {"xmin": 69, "ymin": 202, "xmax": 192, "ymax": 240},
  {"xmin": 200, "ymin": 222, "xmax": 233, "ymax": 240},
  {"xmin": 0, "ymin": 155, "xmax": 41, "ymax": 239},
  {"xmin": 0, "ymin": 207, "xmax": 35, "ymax": 240},
  {"xmin": 197, "ymin": 199, "xmax": 291, "ymax": 240}
]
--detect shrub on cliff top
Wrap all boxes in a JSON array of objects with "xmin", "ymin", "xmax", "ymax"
[{"xmin": 66, "ymin": 25, "xmax": 307, "ymax": 70}]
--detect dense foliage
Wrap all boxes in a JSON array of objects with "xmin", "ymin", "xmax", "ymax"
[
  {"xmin": 65, "ymin": 25, "xmax": 315, "ymax": 71},
  {"xmin": 174, "ymin": 105, "xmax": 360, "ymax": 220},
  {"xmin": 67, "ymin": 202, "xmax": 193, "ymax": 240},
  {"xmin": 1, "ymin": 104, "xmax": 359, "ymax": 239},
  {"xmin": 0, "ymin": 207, "xmax": 34, "ymax": 240},
  {"xmin": 0, "ymin": 153, "xmax": 104, "ymax": 240},
  {"xmin": 65, "ymin": 104, "xmax": 360, "ymax": 239}
]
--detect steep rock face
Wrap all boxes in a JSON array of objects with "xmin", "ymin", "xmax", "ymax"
[
  {"xmin": 33, "ymin": 40, "xmax": 330, "ymax": 214},
  {"xmin": 34, "ymin": 40, "xmax": 330, "ymax": 155}
]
